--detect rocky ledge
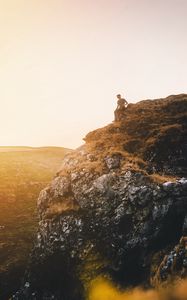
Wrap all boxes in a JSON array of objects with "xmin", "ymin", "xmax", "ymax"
[{"xmin": 14, "ymin": 94, "xmax": 187, "ymax": 299}]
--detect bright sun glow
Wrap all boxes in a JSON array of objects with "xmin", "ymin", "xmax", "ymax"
[{"xmin": 0, "ymin": 0, "xmax": 187, "ymax": 148}]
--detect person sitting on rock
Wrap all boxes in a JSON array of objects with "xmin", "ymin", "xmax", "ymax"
[{"xmin": 114, "ymin": 94, "xmax": 128, "ymax": 121}]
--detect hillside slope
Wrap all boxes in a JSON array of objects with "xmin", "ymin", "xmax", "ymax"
[
  {"xmin": 13, "ymin": 95, "xmax": 187, "ymax": 300},
  {"xmin": 0, "ymin": 147, "xmax": 71, "ymax": 299}
]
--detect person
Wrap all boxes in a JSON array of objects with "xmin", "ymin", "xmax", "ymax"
[{"xmin": 114, "ymin": 94, "xmax": 128, "ymax": 121}]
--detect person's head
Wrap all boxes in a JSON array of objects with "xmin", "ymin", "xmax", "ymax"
[{"xmin": 117, "ymin": 94, "xmax": 121, "ymax": 99}]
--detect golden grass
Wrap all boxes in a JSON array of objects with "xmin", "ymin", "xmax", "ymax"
[
  {"xmin": 149, "ymin": 173, "xmax": 177, "ymax": 184},
  {"xmin": 83, "ymin": 96, "xmax": 187, "ymax": 180},
  {"xmin": 45, "ymin": 199, "xmax": 79, "ymax": 217},
  {"xmin": 0, "ymin": 147, "xmax": 70, "ymax": 299}
]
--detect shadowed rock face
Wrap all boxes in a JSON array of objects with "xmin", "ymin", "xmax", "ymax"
[
  {"xmin": 152, "ymin": 236, "xmax": 187, "ymax": 286},
  {"xmin": 14, "ymin": 95, "xmax": 187, "ymax": 299}
]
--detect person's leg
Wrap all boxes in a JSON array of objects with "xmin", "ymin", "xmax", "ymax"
[{"xmin": 114, "ymin": 109, "xmax": 118, "ymax": 121}]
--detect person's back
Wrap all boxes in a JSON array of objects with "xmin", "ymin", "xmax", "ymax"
[
  {"xmin": 114, "ymin": 94, "xmax": 128, "ymax": 121},
  {"xmin": 117, "ymin": 98, "xmax": 126, "ymax": 109}
]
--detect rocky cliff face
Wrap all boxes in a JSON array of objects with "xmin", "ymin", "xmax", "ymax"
[{"xmin": 14, "ymin": 94, "xmax": 187, "ymax": 299}]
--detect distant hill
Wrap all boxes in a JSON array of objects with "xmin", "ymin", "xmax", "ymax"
[
  {"xmin": 0, "ymin": 146, "xmax": 72, "ymax": 299},
  {"xmin": 0, "ymin": 146, "xmax": 72, "ymax": 152}
]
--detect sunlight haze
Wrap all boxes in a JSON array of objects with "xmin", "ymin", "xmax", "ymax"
[{"xmin": 0, "ymin": 0, "xmax": 187, "ymax": 148}]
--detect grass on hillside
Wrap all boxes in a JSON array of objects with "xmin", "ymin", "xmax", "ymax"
[{"xmin": 0, "ymin": 147, "xmax": 71, "ymax": 299}]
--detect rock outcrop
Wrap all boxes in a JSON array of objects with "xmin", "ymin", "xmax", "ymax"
[
  {"xmin": 152, "ymin": 236, "xmax": 187, "ymax": 286},
  {"xmin": 13, "ymin": 94, "xmax": 187, "ymax": 299}
]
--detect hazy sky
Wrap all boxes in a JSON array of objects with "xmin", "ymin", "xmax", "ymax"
[{"xmin": 0, "ymin": 0, "xmax": 186, "ymax": 148}]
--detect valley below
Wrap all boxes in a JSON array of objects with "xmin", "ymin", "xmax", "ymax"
[{"xmin": 0, "ymin": 147, "xmax": 71, "ymax": 299}]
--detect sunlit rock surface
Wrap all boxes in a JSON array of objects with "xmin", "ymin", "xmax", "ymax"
[{"xmin": 14, "ymin": 94, "xmax": 187, "ymax": 299}]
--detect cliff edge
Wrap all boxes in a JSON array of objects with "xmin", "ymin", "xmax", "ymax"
[{"xmin": 14, "ymin": 94, "xmax": 187, "ymax": 299}]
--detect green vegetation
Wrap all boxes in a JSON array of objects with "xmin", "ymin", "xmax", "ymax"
[{"xmin": 0, "ymin": 146, "xmax": 71, "ymax": 299}]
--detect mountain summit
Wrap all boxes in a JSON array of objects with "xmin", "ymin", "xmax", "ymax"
[{"xmin": 15, "ymin": 94, "xmax": 187, "ymax": 299}]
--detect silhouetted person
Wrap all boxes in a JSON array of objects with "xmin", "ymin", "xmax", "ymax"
[{"xmin": 114, "ymin": 94, "xmax": 128, "ymax": 121}]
